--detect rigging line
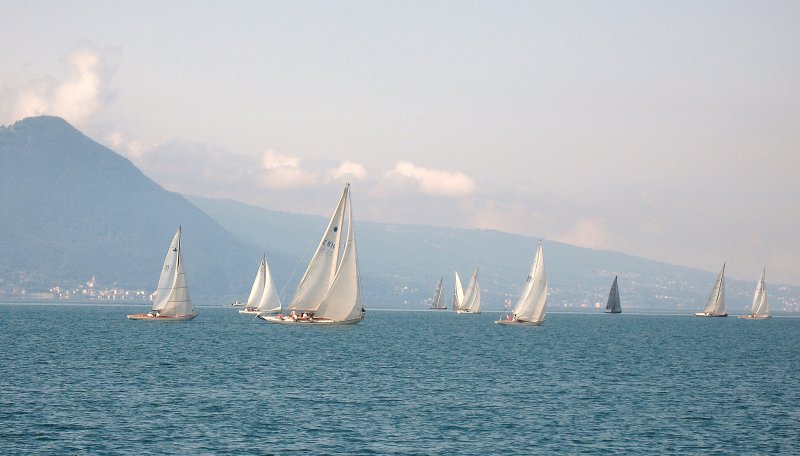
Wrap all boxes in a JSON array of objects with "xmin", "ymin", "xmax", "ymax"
[{"xmin": 276, "ymin": 238, "xmax": 317, "ymax": 302}]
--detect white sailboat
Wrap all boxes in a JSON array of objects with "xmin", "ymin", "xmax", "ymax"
[
  {"xmin": 456, "ymin": 267, "xmax": 481, "ymax": 314},
  {"xmin": 259, "ymin": 184, "xmax": 364, "ymax": 325},
  {"xmin": 429, "ymin": 277, "xmax": 447, "ymax": 310},
  {"xmin": 239, "ymin": 254, "xmax": 283, "ymax": 315},
  {"xmin": 128, "ymin": 226, "xmax": 197, "ymax": 321},
  {"xmin": 604, "ymin": 276, "xmax": 622, "ymax": 314},
  {"xmin": 739, "ymin": 268, "xmax": 771, "ymax": 320},
  {"xmin": 695, "ymin": 263, "xmax": 728, "ymax": 317},
  {"xmin": 497, "ymin": 242, "xmax": 547, "ymax": 326},
  {"xmin": 451, "ymin": 271, "xmax": 465, "ymax": 312}
]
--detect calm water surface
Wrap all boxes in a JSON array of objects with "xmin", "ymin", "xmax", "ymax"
[{"xmin": 1, "ymin": 304, "xmax": 799, "ymax": 455}]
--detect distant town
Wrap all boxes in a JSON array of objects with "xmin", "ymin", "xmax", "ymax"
[{"xmin": 0, "ymin": 276, "xmax": 150, "ymax": 302}]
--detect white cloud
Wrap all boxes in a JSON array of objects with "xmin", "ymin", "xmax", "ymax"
[
  {"xmin": 12, "ymin": 49, "xmax": 105, "ymax": 125},
  {"xmin": 261, "ymin": 150, "xmax": 320, "ymax": 189},
  {"xmin": 558, "ymin": 218, "xmax": 611, "ymax": 250},
  {"xmin": 383, "ymin": 161, "xmax": 476, "ymax": 197},
  {"xmin": 104, "ymin": 131, "xmax": 157, "ymax": 161},
  {"xmin": 261, "ymin": 151, "xmax": 367, "ymax": 190},
  {"xmin": 329, "ymin": 161, "xmax": 367, "ymax": 181}
]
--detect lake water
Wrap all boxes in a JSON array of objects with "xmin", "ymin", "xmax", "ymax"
[{"xmin": 1, "ymin": 303, "xmax": 799, "ymax": 454}]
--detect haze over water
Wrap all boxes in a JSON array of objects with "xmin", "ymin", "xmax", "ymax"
[{"xmin": 2, "ymin": 304, "xmax": 798, "ymax": 454}]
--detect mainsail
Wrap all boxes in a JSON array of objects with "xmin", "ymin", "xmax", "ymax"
[
  {"xmin": 310, "ymin": 186, "xmax": 363, "ymax": 322},
  {"xmin": 605, "ymin": 276, "xmax": 621, "ymax": 313},
  {"xmin": 750, "ymin": 269, "xmax": 768, "ymax": 317},
  {"xmin": 151, "ymin": 227, "xmax": 194, "ymax": 317},
  {"xmin": 244, "ymin": 256, "xmax": 267, "ymax": 310},
  {"xmin": 452, "ymin": 271, "xmax": 465, "ymax": 311},
  {"xmin": 256, "ymin": 256, "xmax": 283, "ymax": 313},
  {"xmin": 287, "ymin": 187, "xmax": 347, "ymax": 313},
  {"xmin": 460, "ymin": 267, "xmax": 481, "ymax": 313},
  {"xmin": 702, "ymin": 264, "xmax": 727, "ymax": 316},
  {"xmin": 430, "ymin": 277, "xmax": 446, "ymax": 309},
  {"xmin": 512, "ymin": 242, "xmax": 547, "ymax": 323}
]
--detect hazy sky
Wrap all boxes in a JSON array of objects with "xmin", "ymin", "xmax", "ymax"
[{"xmin": 2, "ymin": 1, "xmax": 799, "ymax": 285}]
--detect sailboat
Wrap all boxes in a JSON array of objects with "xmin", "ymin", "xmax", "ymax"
[
  {"xmin": 695, "ymin": 263, "xmax": 728, "ymax": 317},
  {"xmin": 497, "ymin": 242, "xmax": 547, "ymax": 326},
  {"xmin": 604, "ymin": 276, "xmax": 622, "ymax": 313},
  {"xmin": 739, "ymin": 269, "xmax": 771, "ymax": 320},
  {"xmin": 239, "ymin": 254, "xmax": 282, "ymax": 315},
  {"xmin": 258, "ymin": 184, "xmax": 364, "ymax": 325},
  {"xmin": 128, "ymin": 227, "xmax": 197, "ymax": 321},
  {"xmin": 451, "ymin": 271, "xmax": 465, "ymax": 312},
  {"xmin": 456, "ymin": 267, "xmax": 481, "ymax": 314},
  {"xmin": 429, "ymin": 277, "xmax": 447, "ymax": 310}
]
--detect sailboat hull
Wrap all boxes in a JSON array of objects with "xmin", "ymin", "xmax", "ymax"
[
  {"xmin": 694, "ymin": 312, "xmax": 728, "ymax": 317},
  {"xmin": 238, "ymin": 309, "xmax": 259, "ymax": 314},
  {"xmin": 604, "ymin": 309, "xmax": 621, "ymax": 314},
  {"xmin": 738, "ymin": 314, "xmax": 772, "ymax": 320},
  {"xmin": 257, "ymin": 314, "xmax": 363, "ymax": 325},
  {"xmin": 495, "ymin": 319, "xmax": 543, "ymax": 326},
  {"xmin": 455, "ymin": 310, "xmax": 480, "ymax": 314},
  {"xmin": 127, "ymin": 313, "xmax": 198, "ymax": 321}
]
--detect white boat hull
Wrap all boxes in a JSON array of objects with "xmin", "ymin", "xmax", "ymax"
[
  {"xmin": 694, "ymin": 312, "xmax": 728, "ymax": 317},
  {"xmin": 738, "ymin": 314, "xmax": 772, "ymax": 320},
  {"xmin": 238, "ymin": 309, "xmax": 259, "ymax": 314},
  {"xmin": 127, "ymin": 313, "xmax": 198, "ymax": 321},
  {"xmin": 257, "ymin": 314, "xmax": 363, "ymax": 325},
  {"xmin": 495, "ymin": 319, "xmax": 543, "ymax": 326},
  {"xmin": 455, "ymin": 310, "xmax": 480, "ymax": 314}
]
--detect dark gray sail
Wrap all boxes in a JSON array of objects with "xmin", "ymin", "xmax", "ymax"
[{"xmin": 604, "ymin": 276, "xmax": 621, "ymax": 313}]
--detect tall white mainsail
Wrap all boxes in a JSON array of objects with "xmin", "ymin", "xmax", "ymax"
[
  {"xmin": 512, "ymin": 242, "xmax": 547, "ymax": 323},
  {"xmin": 750, "ymin": 269, "xmax": 768, "ymax": 317},
  {"xmin": 152, "ymin": 227, "xmax": 194, "ymax": 317},
  {"xmin": 256, "ymin": 257, "xmax": 283, "ymax": 313},
  {"xmin": 452, "ymin": 271, "xmax": 465, "ymax": 311},
  {"xmin": 459, "ymin": 267, "xmax": 481, "ymax": 313},
  {"xmin": 698, "ymin": 263, "xmax": 727, "ymax": 316},
  {"xmin": 287, "ymin": 186, "xmax": 347, "ymax": 313},
  {"xmin": 244, "ymin": 256, "xmax": 267, "ymax": 310},
  {"xmin": 314, "ymin": 189, "xmax": 363, "ymax": 322},
  {"xmin": 152, "ymin": 228, "xmax": 181, "ymax": 313}
]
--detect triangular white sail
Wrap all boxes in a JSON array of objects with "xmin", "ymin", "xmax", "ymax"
[
  {"xmin": 151, "ymin": 228, "xmax": 181, "ymax": 312},
  {"xmin": 430, "ymin": 277, "xmax": 446, "ymax": 309},
  {"xmin": 152, "ymin": 227, "xmax": 194, "ymax": 317},
  {"xmin": 452, "ymin": 271, "xmax": 464, "ymax": 311},
  {"xmin": 698, "ymin": 263, "xmax": 727, "ymax": 316},
  {"xmin": 605, "ymin": 276, "xmax": 621, "ymax": 313},
  {"xmin": 287, "ymin": 186, "xmax": 347, "ymax": 313},
  {"xmin": 750, "ymin": 269, "xmax": 768, "ymax": 317},
  {"xmin": 738, "ymin": 268, "xmax": 770, "ymax": 320},
  {"xmin": 256, "ymin": 257, "xmax": 282, "ymax": 313},
  {"xmin": 313, "ymin": 190, "xmax": 363, "ymax": 322},
  {"xmin": 459, "ymin": 267, "xmax": 481, "ymax": 313},
  {"xmin": 244, "ymin": 256, "xmax": 267, "ymax": 310},
  {"xmin": 511, "ymin": 242, "xmax": 547, "ymax": 323}
]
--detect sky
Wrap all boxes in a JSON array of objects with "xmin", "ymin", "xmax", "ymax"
[{"xmin": 1, "ymin": 1, "xmax": 799, "ymax": 285}]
